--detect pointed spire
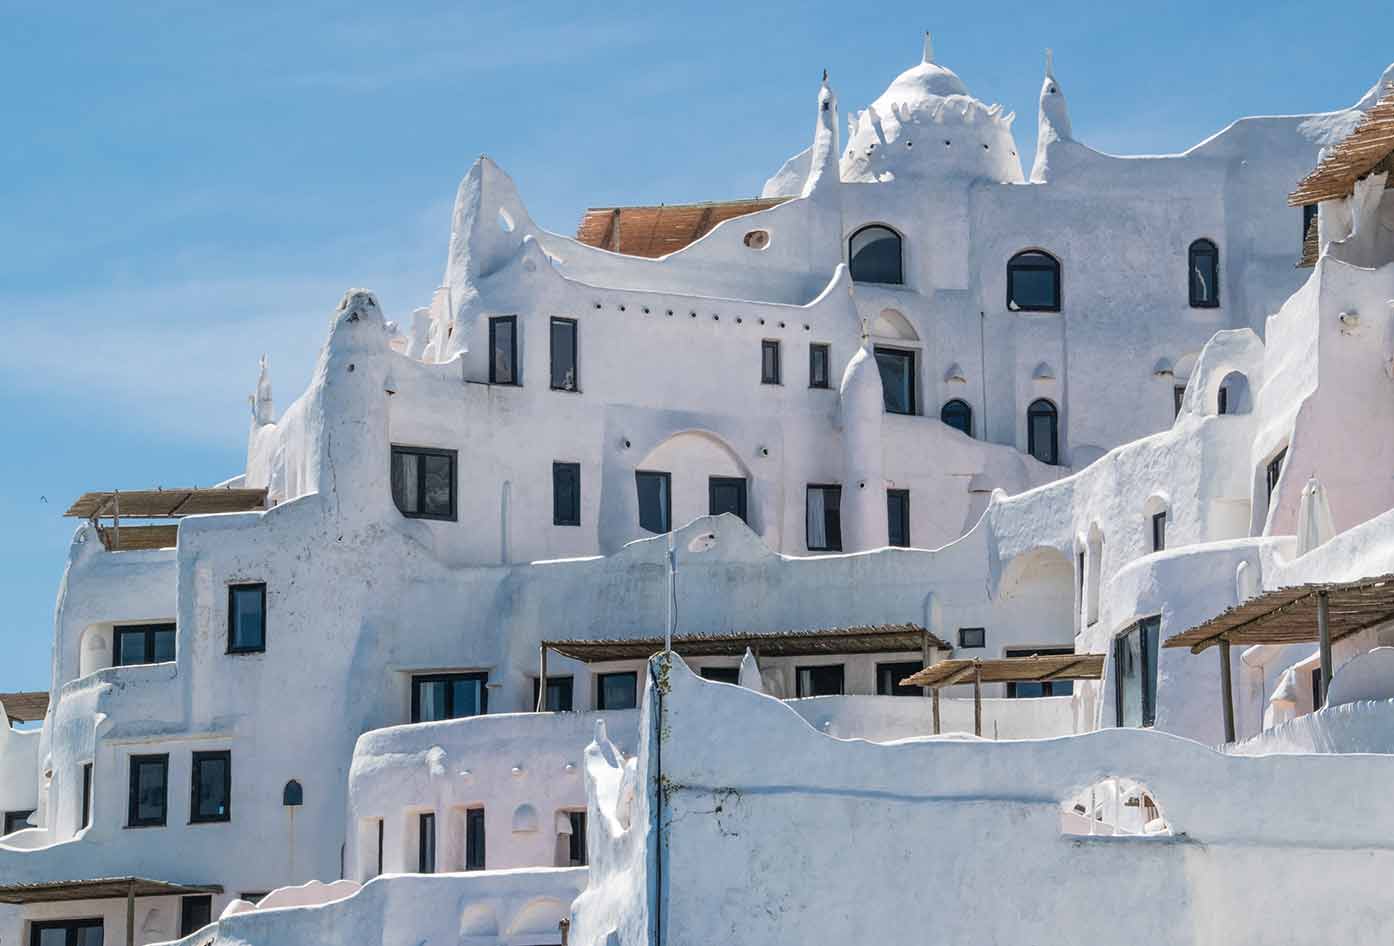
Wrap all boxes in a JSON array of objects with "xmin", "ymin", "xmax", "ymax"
[
  {"xmin": 1045, "ymin": 47, "xmax": 1054, "ymax": 78},
  {"xmin": 251, "ymin": 354, "xmax": 274, "ymax": 426},
  {"xmin": 923, "ymin": 31, "xmax": 934, "ymax": 64},
  {"xmin": 822, "ymin": 67, "xmax": 828, "ymax": 84}
]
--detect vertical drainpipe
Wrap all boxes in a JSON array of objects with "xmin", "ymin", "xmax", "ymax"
[
  {"xmin": 978, "ymin": 312, "xmax": 988, "ymax": 439},
  {"xmin": 652, "ymin": 652, "xmax": 667, "ymax": 946}
]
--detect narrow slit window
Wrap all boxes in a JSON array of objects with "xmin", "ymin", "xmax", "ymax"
[
  {"xmin": 553, "ymin": 462, "xmax": 581, "ymax": 526},
  {"xmin": 550, "ymin": 317, "xmax": 578, "ymax": 391},
  {"xmin": 1266, "ymin": 448, "xmax": 1287, "ymax": 503},
  {"xmin": 761, "ymin": 340, "xmax": 781, "ymax": 385},
  {"xmin": 809, "ymin": 343, "xmax": 831, "ymax": 389},
  {"xmin": 227, "ymin": 583, "xmax": 266, "ymax": 654},
  {"xmin": 567, "ymin": 810, "xmax": 587, "ymax": 866},
  {"xmin": 887, "ymin": 489, "xmax": 910, "ymax": 548},
  {"xmin": 1027, "ymin": 399, "xmax": 1059, "ymax": 465},
  {"xmin": 1188, "ymin": 239, "xmax": 1219, "ymax": 307},
  {"xmin": 1151, "ymin": 511, "xmax": 1167, "ymax": 552},
  {"xmin": 489, "ymin": 315, "xmax": 518, "ymax": 384},
  {"xmin": 418, "ymin": 811, "xmax": 436, "ymax": 873},
  {"xmin": 806, "ymin": 485, "xmax": 842, "ymax": 552},
  {"xmin": 635, "ymin": 471, "xmax": 671, "ymax": 534},
  {"xmin": 465, "ymin": 807, "xmax": 486, "ymax": 870}
]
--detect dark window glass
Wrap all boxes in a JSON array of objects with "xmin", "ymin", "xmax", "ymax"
[
  {"xmin": 848, "ymin": 225, "xmax": 903, "ymax": 285},
  {"xmin": 958, "ymin": 627, "xmax": 986, "ymax": 649},
  {"xmin": 1173, "ymin": 385, "xmax": 1187, "ymax": 418},
  {"xmin": 887, "ymin": 489, "xmax": 910, "ymax": 548},
  {"xmin": 876, "ymin": 661, "xmax": 923, "ymax": 697},
  {"xmin": 1303, "ymin": 203, "xmax": 1319, "ymax": 246},
  {"xmin": 635, "ymin": 471, "xmax": 671, "ymax": 534},
  {"xmin": 418, "ymin": 811, "xmax": 436, "ymax": 873},
  {"xmin": 1266, "ymin": 448, "xmax": 1287, "ymax": 502},
  {"xmin": 1217, "ymin": 385, "xmax": 1229, "ymax": 415},
  {"xmin": 3, "ymin": 809, "xmax": 34, "ymax": 835},
  {"xmin": 553, "ymin": 462, "xmax": 581, "ymax": 526},
  {"xmin": 489, "ymin": 315, "xmax": 517, "ymax": 385},
  {"xmin": 809, "ymin": 344, "xmax": 831, "ymax": 389},
  {"xmin": 1027, "ymin": 399, "xmax": 1059, "ymax": 465},
  {"xmin": 1077, "ymin": 551, "xmax": 1085, "ymax": 596},
  {"xmin": 796, "ymin": 665, "xmax": 844, "ymax": 697},
  {"xmin": 391, "ymin": 446, "xmax": 456, "ymax": 520},
  {"xmin": 465, "ymin": 807, "xmax": 486, "ymax": 870},
  {"xmin": 240, "ymin": 892, "xmax": 269, "ymax": 905},
  {"xmin": 128, "ymin": 754, "xmax": 168, "ymax": 827},
  {"xmin": 550, "ymin": 318, "xmax": 578, "ymax": 391},
  {"xmin": 228, "ymin": 584, "xmax": 266, "ymax": 653},
  {"xmin": 941, "ymin": 399, "xmax": 972, "ymax": 436},
  {"xmin": 1152, "ymin": 511, "xmax": 1167, "ymax": 552},
  {"xmin": 190, "ymin": 751, "xmax": 231, "ymax": 823},
  {"xmin": 282, "ymin": 780, "xmax": 303, "ymax": 806},
  {"xmin": 1007, "ymin": 250, "xmax": 1061, "ymax": 312},
  {"xmin": 567, "ymin": 810, "xmax": 587, "ymax": 866},
  {"xmin": 1188, "ymin": 239, "xmax": 1219, "ymax": 307},
  {"xmin": 699, "ymin": 666, "xmax": 741, "ymax": 684},
  {"xmin": 761, "ymin": 340, "xmax": 781, "ymax": 384},
  {"xmin": 1004, "ymin": 647, "xmax": 1075, "ymax": 697},
  {"xmin": 114, "ymin": 623, "xmax": 176, "ymax": 667},
  {"xmin": 412, "ymin": 672, "xmax": 488, "ymax": 723},
  {"xmin": 806, "ymin": 485, "xmax": 842, "ymax": 552},
  {"xmin": 376, "ymin": 819, "xmax": 384, "ymax": 876},
  {"xmin": 533, "ymin": 676, "xmax": 574, "ymax": 712},
  {"xmin": 597, "ymin": 672, "xmax": 638, "ymax": 710},
  {"xmin": 81, "ymin": 763, "xmax": 92, "ymax": 828},
  {"xmin": 29, "ymin": 919, "xmax": 104, "ymax": 946},
  {"xmin": 874, "ymin": 347, "xmax": 916, "ymax": 415},
  {"xmin": 708, "ymin": 477, "xmax": 748, "ymax": 524},
  {"xmin": 1311, "ymin": 666, "xmax": 1323, "ymax": 710},
  {"xmin": 180, "ymin": 896, "xmax": 212, "ymax": 937},
  {"xmin": 1114, "ymin": 617, "xmax": 1160, "ymax": 727}
]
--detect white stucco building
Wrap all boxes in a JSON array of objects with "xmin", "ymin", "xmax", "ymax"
[{"xmin": 5, "ymin": 35, "xmax": 1394, "ymax": 946}]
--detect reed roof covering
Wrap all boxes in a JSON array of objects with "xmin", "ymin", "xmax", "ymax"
[
  {"xmin": 65, "ymin": 488, "xmax": 267, "ymax": 519},
  {"xmin": 96, "ymin": 524, "xmax": 179, "ymax": 552},
  {"xmin": 900, "ymin": 653, "xmax": 1105, "ymax": 689},
  {"xmin": 544, "ymin": 625, "xmax": 950, "ymax": 663},
  {"xmin": 0, "ymin": 691, "xmax": 48, "ymax": 723},
  {"xmin": 0, "ymin": 878, "xmax": 222, "ymax": 904},
  {"xmin": 1289, "ymin": 89, "xmax": 1394, "ymax": 206},
  {"xmin": 575, "ymin": 197, "xmax": 789, "ymax": 258}
]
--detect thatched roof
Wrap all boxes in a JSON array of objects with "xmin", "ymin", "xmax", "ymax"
[
  {"xmin": 1290, "ymin": 88, "xmax": 1394, "ymax": 206},
  {"xmin": 65, "ymin": 488, "xmax": 267, "ymax": 519},
  {"xmin": 0, "ymin": 691, "xmax": 48, "ymax": 723},
  {"xmin": 0, "ymin": 877, "xmax": 222, "ymax": 904},
  {"xmin": 575, "ymin": 197, "xmax": 789, "ymax": 258},
  {"xmin": 544, "ymin": 624, "xmax": 950, "ymax": 663},
  {"xmin": 900, "ymin": 653, "xmax": 1105, "ymax": 689},
  {"xmin": 1163, "ymin": 572, "xmax": 1394, "ymax": 654},
  {"xmin": 96, "ymin": 524, "xmax": 178, "ymax": 552}
]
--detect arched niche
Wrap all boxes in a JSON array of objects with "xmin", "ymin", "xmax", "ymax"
[
  {"xmin": 79, "ymin": 625, "xmax": 112, "ymax": 678},
  {"xmin": 870, "ymin": 307, "xmax": 918, "ymax": 341},
  {"xmin": 636, "ymin": 430, "xmax": 755, "ymax": 533},
  {"xmin": 1216, "ymin": 370, "xmax": 1252, "ymax": 415},
  {"xmin": 996, "ymin": 547, "xmax": 1075, "ymax": 646}
]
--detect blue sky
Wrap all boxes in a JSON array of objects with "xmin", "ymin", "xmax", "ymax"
[{"xmin": 1, "ymin": 1, "xmax": 1390, "ymax": 692}]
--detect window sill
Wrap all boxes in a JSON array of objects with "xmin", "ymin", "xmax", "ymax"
[
  {"xmin": 397, "ymin": 511, "xmax": 458, "ymax": 522},
  {"xmin": 488, "ymin": 381, "xmax": 522, "ymax": 387},
  {"xmin": 550, "ymin": 387, "xmax": 582, "ymax": 394},
  {"xmin": 226, "ymin": 648, "xmax": 266, "ymax": 656},
  {"xmin": 189, "ymin": 817, "xmax": 231, "ymax": 825},
  {"xmin": 125, "ymin": 822, "xmax": 166, "ymax": 830}
]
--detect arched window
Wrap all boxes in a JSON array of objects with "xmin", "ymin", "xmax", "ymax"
[
  {"xmin": 1188, "ymin": 239, "xmax": 1219, "ymax": 308},
  {"xmin": 1007, "ymin": 251, "xmax": 1060, "ymax": 312},
  {"xmin": 1027, "ymin": 399, "xmax": 1059, "ymax": 465},
  {"xmin": 940, "ymin": 399, "xmax": 973, "ymax": 437},
  {"xmin": 848, "ymin": 225, "xmax": 903, "ymax": 285},
  {"xmin": 282, "ymin": 780, "xmax": 303, "ymax": 807}
]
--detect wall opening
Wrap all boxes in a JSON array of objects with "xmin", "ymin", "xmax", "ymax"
[{"xmin": 1062, "ymin": 778, "xmax": 1171, "ymax": 837}]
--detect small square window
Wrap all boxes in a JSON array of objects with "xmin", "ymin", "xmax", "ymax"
[
  {"xmin": 227, "ymin": 584, "xmax": 266, "ymax": 654},
  {"xmin": 796, "ymin": 664, "xmax": 844, "ymax": 697},
  {"xmin": 391, "ymin": 446, "xmax": 457, "ymax": 521},
  {"xmin": 128, "ymin": 753, "xmax": 168, "ymax": 827},
  {"xmin": 876, "ymin": 661, "xmax": 923, "ymax": 697},
  {"xmin": 958, "ymin": 627, "xmax": 986, "ymax": 649},
  {"xmin": 597, "ymin": 671, "xmax": 638, "ymax": 710},
  {"xmin": 533, "ymin": 676, "xmax": 574, "ymax": 712},
  {"xmin": 809, "ymin": 343, "xmax": 831, "ymax": 389},
  {"xmin": 700, "ymin": 666, "xmax": 741, "ymax": 684},
  {"xmin": 190, "ymin": 751, "xmax": 231, "ymax": 823},
  {"xmin": 761, "ymin": 340, "xmax": 781, "ymax": 384},
  {"xmin": 553, "ymin": 462, "xmax": 581, "ymax": 526}
]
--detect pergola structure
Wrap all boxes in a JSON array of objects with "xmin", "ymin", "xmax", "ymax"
[
  {"xmin": 0, "ymin": 878, "xmax": 223, "ymax": 946},
  {"xmin": 64, "ymin": 487, "xmax": 268, "ymax": 551},
  {"xmin": 536, "ymin": 625, "xmax": 952, "ymax": 710},
  {"xmin": 574, "ymin": 196, "xmax": 790, "ymax": 258},
  {"xmin": 898, "ymin": 653, "xmax": 1106, "ymax": 736},
  {"xmin": 0, "ymin": 691, "xmax": 48, "ymax": 725},
  {"xmin": 1163, "ymin": 572, "xmax": 1394, "ymax": 742}
]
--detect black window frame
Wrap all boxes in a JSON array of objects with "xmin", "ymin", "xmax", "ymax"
[
  {"xmin": 1266, "ymin": 448, "xmax": 1287, "ymax": 503},
  {"xmin": 411, "ymin": 672, "xmax": 490, "ymax": 723},
  {"xmin": 390, "ymin": 445, "xmax": 458, "ymax": 521},
  {"xmin": 29, "ymin": 919, "xmax": 104, "ymax": 946},
  {"xmin": 1027, "ymin": 398, "xmax": 1059, "ymax": 466},
  {"xmin": 708, "ymin": 476, "xmax": 748, "ymax": 524},
  {"xmin": 847, "ymin": 224, "xmax": 904, "ymax": 285},
  {"xmin": 189, "ymin": 750, "xmax": 231, "ymax": 824},
  {"xmin": 1217, "ymin": 385, "xmax": 1229, "ymax": 415},
  {"xmin": 127, "ymin": 753, "xmax": 168, "ymax": 828},
  {"xmin": 596, "ymin": 671, "xmax": 638, "ymax": 710},
  {"xmin": 1173, "ymin": 384, "xmax": 1187, "ymax": 418},
  {"xmin": 887, "ymin": 488, "xmax": 910, "ymax": 548},
  {"xmin": 795, "ymin": 664, "xmax": 845, "ymax": 698},
  {"xmin": 549, "ymin": 317, "xmax": 579, "ymax": 392},
  {"xmin": 1007, "ymin": 249, "xmax": 1061, "ymax": 312},
  {"xmin": 941, "ymin": 399, "xmax": 973, "ymax": 437},
  {"xmin": 553, "ymin": 461, "xmax": 581, "ymax": 527},
  {"xmin": 465, "ymin": 807, "xmax": 486, "ymax": 870},
  {"xmin": 873, "ymin": 346, "xmax": 917, "ymax": 416},
  {"xmin": 226, "ymin": 583, "xmax": 267, "ymax": 655},
  {"xmin": 180, "ymin": 895, "xmax": 213, "ymax": 937},
  {"xmin": 876, "ymin": 660, "xmax": 924, "ymax": 697},
  {"xmin": 488, "ymin": 315, "xmax": 519, "ymax": 385},
  {"xmin": 567, "ymin": 810, "xmax": 587, "ymax": 866},
  {"xmin": 1004, "ymin": 646, "xmax": 1076, "ymax": 697},
  {"xmin": 635, "ymin": 470, "xmax": 672, "ymax": 534},
  {"xmin": 113, "ymin": 622, "xmax": 176, "ymax": 668},
  {"xmin": 376, "ymin": 819, "xmax": 384, "ymax": 876},
  {"xmin": 81, "ymin": 762, "xmax": 92, "ymax": 829},
  {"xmin": 1151, "ymin": 511, "xmax": 1167, "ymax": 552},
  {"xmin": 958, "ymin": 627, "xmax": 986, "ymax": 649},
  {"xmin": 1113, "ymin": 617, "xmax": 1160, "ymax": 728},
  {"xmin": 533, "ymin": 675, "xmax": 575, "ymax": 712},
  {"xmin": 809, "ymin": 343, "xmax": 831, "ymax": 389},
  {"xmin": 1188, "ymin": 238, "xmax": 1219, "ymax": 308},
  {"xmin": 1303, "ymin": 203, "xmax": 1319, "ymax": 246},
  {"xmin": 3, "ymin": 809, "xmax": 34, "ymax": 835},
  {"xmin": 761, "ymin": 339, "xmax": 781, "ymax": 385},
  {"xmin": 805, "ymin": 484, "xmax": 843, "ymax": 552},
  {"xmin": 699, "ymin": 666, "xmax": 741, "ymax": 684},
  {"xmin": 418, "ymin": 811, "xmax": 436, "ymax": 873}
]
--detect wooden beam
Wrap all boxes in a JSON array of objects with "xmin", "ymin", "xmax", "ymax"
[
  {"xmin": 1219, "ymin": 639, "xmax": 1235, "ymax": 743},
  {"xmin": 931, "ymin": 688, "xmax": 940, "ymax": 735},
  {"xmin": 1317, "ymin": 590, "xmax": 1332, "ymax": 708},
  {"xmin": 973, "ymin": 662, "xmax": 982, "ymax": 737},
  {"xmin": 126, "ymin": 879, "xmax": 135, "ymax": 946}
]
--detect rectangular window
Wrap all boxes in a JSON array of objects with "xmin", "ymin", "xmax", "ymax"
[
  {"xmin": 876, "ymin": 661, "xmax": 924, "ymax": 697},
  {"xmin": 533, "ymin": 676, "xmax": 574, "ymax": 712},
  {"xmin": 1217, "ymin": 385, "xmax": 1229, "ymax": 415},
  {"xmin": 805, "ymin": 484, "xmax": 842, "ymax": 552},
  {"xmin": 550, "ymin": 317, "xmax": 578, "ymax": 391},
  {"xmin": 553, "ymin": 462, "xmax": 581, "ymax": 526},
  {"xmin": 29, "ymin": 919, "xmax": 104, "ymax": 946},
  {"xmin": 411, "ymin": 672, "xmax": 488, "ymax": 723},
  {"xmin": 391, "ymin": 446, "xmax": 457, "ymax": 521},
  {"xmin": 180, "ymin": 896, "xmax": 212, "ymax": 937},
  {"xmin": 887, "ymin": 489, "xmax": 910, "ymax": 548},
  {"xmin": 114, "ymin": 623, "xmax": 176, "ymax": 667},
  {"xmin": 874, "ymin": 347, "xmax": 916, "ymax": 415},
  {"xmin": 128, "ymin": 754, "xmax": 168, "ymax": 828},
  {"xmin": 708, "ymin": 477, "xmax": 748, "ymax": 524},
  {"xmin": 227, "ymin": 583, "xmax": 266, "ymax": 654},
  {"xmin": 190, "ymin": 751, "xmax": 231, "ymax": 823},
  {"xmin": 761, "ymin": 339, "xmax": 781, "ymax": 384},
  {"xmin": 465, "ymin": 807, "xmax": 486, "ymax": 871},
  {"xmin": 376, "ymin": 819, "xmax": 385, "ymax": 877},
  {"xmin": 1303, "ymin": 203, "xmax": 1319, "ymax": 245},
  {"xmin": 699, "ymin": 666, "xmax": 741, "ymax": 684},
  {"xmin": 418, "ymin": 812, "xmax": 436, "ymax": 873},
  {"xmin": 1173, "ymin": 384, "xmax": 1186, "ymax": 418},
  {"xmin": 1311, "ymin": 666, "xmax": 1323, "ymax": 710},
  {"xmin": 635, "ymin": 471, "xmax": 671, "ymax": 534},
  {"xmin": 958, "ymin": 627, "xmax": 986, "ymax": 649},
  {"xmin": 1151, "ymin": 511, "xmax": 1167, "ymax": 552},
  {"xmin": 597, "ymin": 671, "xmax": 638, "ymax": 710},
  {"xmin": 3, "ymin": 809, "xmax": 34, "ymax": 835},
  {"xmin": 488, "ymin": 315, "xmax": 518, "ymax": 385},
  {"xmin": 796, "ymin": 664, "xmax": 844, "ymax": 697},
  {"xmin": 567, "ymin": 810, "xmax": 587, "ymax": 866},
  {"xmin": 1004, "ymin": 647, "xmax": 1075, "ymax": 697},
  {"xmin": 81, "ymin": 762, "xmax": 92, "ymax": 829},
  {"xmin": 809, "ymin": 343, "xmax": 831, "ymax": 389},
  {"xmin": 239, "ymin": 892, "xmax": 269, "ymax": 905},
  {"xmin": 1266, "ymin": 448, "xmax": 1287, "ymax": 503},
  {"xmin": 1113, "ymin": 616, "xmax": 1160, "ymax": 728}
]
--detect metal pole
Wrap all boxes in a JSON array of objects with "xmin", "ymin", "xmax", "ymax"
[
  {"xmin": 973, "ymin": 663, "xmax": 982, "ymax": 737},
  {"xmin": 665, "ymin": 532, "xmax": 676, "ymax": 652},
  {"xmin": 536, "ymin": 645, "xmax": 548, "ymax": 712},
  {"xmin": 1317, "ymin": 590, "xmax": 1332, "ymax": 708},
  {"xmin": 1219, "ymin": 639, "xmax": 1235, "ymax": 743},
  {"xmin": 126, "ymin": 879, "xmax": 135, "ymax": 946}
]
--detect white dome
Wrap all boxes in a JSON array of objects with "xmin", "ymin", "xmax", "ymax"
[{"xmin": 880, "ymin": 58, "xmax": 970, "ymax": 105}]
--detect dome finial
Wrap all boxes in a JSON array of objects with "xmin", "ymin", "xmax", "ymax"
[
  {"xmin": 1045, "ymin": 47, "xmax": 1054, "ymax": 78},
  {"xmin": 923, "ymin": 31, "xmax": 934, "ymax": 64}
]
